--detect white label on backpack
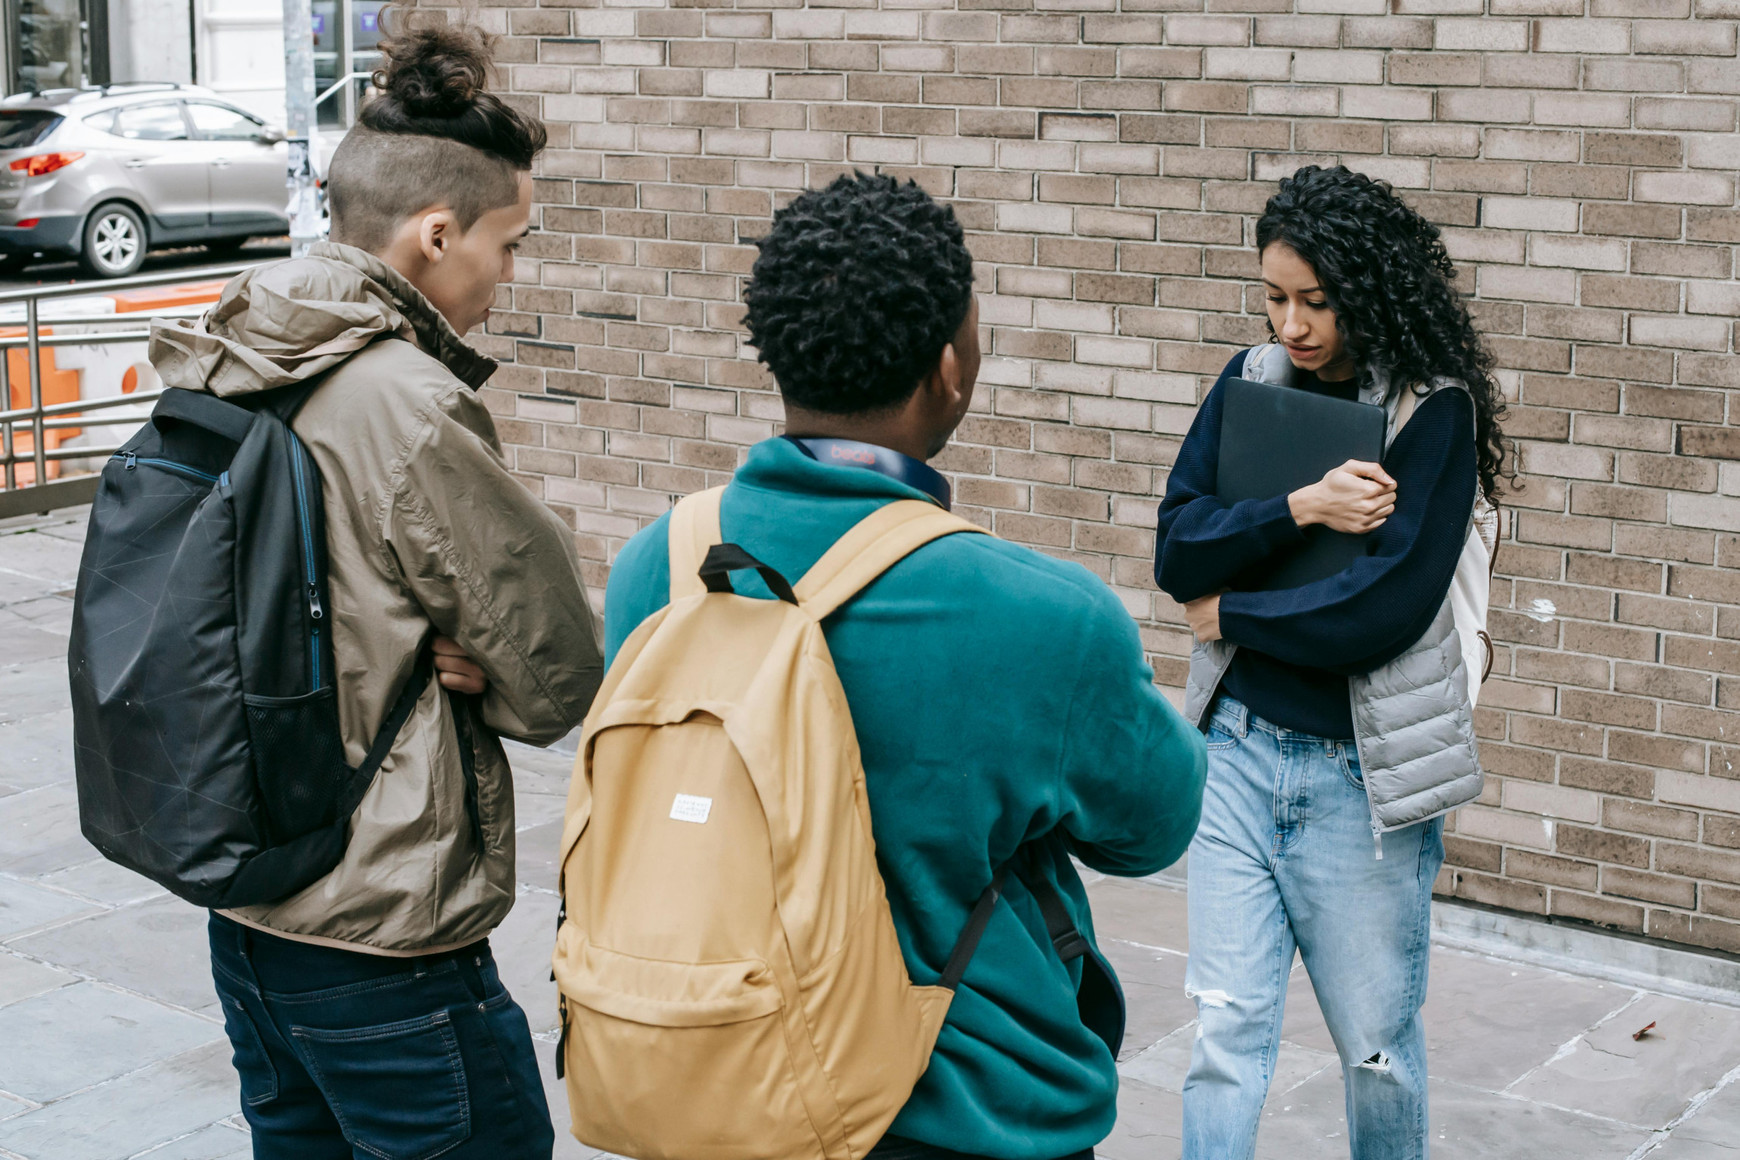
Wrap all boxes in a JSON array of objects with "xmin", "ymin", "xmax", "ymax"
[{"xmin": 669, "ymin": 794, "xmax": 713, "ymax": 824}]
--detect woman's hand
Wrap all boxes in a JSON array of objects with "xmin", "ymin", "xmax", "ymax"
[
  {"xmin": 433, "ymin": 636, "xmax": 488, "ymax": 695},
  {"xmin": 1185, "ymin": 594, "xmax": 1222, "ymax": 644},
  {"xmin": 1289, "ymin": 460, "xmax": 1396, "ymax": 534}
]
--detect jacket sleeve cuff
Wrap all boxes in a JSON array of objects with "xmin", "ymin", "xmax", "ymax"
[
  {"xmin": 1217, "ymin": 593, "xmax": 1253, "ymax": 649},
  {"xmin": 1217, "ymin": 592, "xmax": 1285, "ymax": 657},
  {"xmin": 1248, "ymin": 493, "xmax": 1307, "ymax": 548}
]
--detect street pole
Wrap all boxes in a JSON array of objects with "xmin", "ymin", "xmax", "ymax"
[{"xmin": 283, "ymin": 0, "xmax": 321, "ymax": 258}]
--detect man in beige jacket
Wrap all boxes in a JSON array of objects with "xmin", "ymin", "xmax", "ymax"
[{"xmin": 147, "ymin": 26, "xmax": 600, "ymax": 1159}]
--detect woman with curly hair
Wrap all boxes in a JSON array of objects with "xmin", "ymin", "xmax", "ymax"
[{"xmin": 1153, "ymin": 165, "xmax": 1507, "ymax": 1159}]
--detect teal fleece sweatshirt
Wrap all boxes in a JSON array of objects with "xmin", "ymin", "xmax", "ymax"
[{"xmin": 602, "ymin": 437, "xmax": 1206, "ymax": 1159}]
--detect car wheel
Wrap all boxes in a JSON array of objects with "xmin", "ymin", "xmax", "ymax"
[{"xmin": 79, "ymin": 204, "xmax": 147, "ymax": 279}]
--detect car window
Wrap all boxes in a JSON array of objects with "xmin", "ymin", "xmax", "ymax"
[
  {"xmin": 185, "ymin": 102, "xmax": 264, "ymax": 142},
  {"xmin": 82, "ymin": 110, "xmax": 115, "ymax": 134},
  {"xmin": 113, "ymin": 103, "xmax": 189, "ymax": 141},
  {"xmin": 0, "ymin": 110, "xmax": 63, "ymax": 148}
]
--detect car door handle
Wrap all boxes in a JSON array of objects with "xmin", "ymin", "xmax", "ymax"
[
  {"xmin": 125, "ymin": 158, "xmax": 146, "ymax": 168},
  {"xmin": 212, "ymin": 158, "xmax": 230, "ymax": 168}
]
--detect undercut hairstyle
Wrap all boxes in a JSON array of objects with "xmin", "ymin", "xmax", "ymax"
[
  {"xmin": 743, "ymin": 173, "xmax": 974, "ymax": 415},
  {"xmin": 327, "ymin": 20, "xmax": 547, "ymax": 252},
  {"xmin": 1257, "ymin": 165, "xmax": 1513, "ymax": 505}
]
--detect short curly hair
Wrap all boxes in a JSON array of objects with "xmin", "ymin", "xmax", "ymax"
[
  {"xmin": 1257, "ymin": 165, "xmax": 1512, "ymax": 504},
  {"xmin": 744, "ymin": 173, "xmax": 975, "ymax": 415}
]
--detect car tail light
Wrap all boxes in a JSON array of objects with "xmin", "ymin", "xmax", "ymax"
[
  {"xmin": 9, "ymin": 151, "xmax": 83, "ymax": 177},
  {"xmin": 13, "ymin": 218, "xmax": 37, "ymax": 228}
]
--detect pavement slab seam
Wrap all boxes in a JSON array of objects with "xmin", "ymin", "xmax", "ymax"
[
  {"xmin": 0, "ymin": 1092, "xmax": 42, "ymax": 1116},
  {"xmin": 1103, "ymin": 937, "xmax": 1189, "ymax": 961},
  {"xmin": 1272, "ymin": 1045, "xmax": 1339, "ymax": 1096},
  {"xmin": 1502, "ymin": 989, "xmax": 1647, "ymax": 1096},
  {"xmin": 1628, "ymin": 1132, "xmax": 1672, "ymax": 1159},
  {"xmin": 0, "ymin": 880, "xmax": 173, "ymax": 939},
  {"xmin": 126, "ymin": 1120, "xmax": 251, "ymax": 1159},
  {"xmin": 1628, "ymin": 1061, "xmax": 1740, "ymax": 1160},
  {"xmin": 0, "ymin": 944, "xmax": 224, "ymax": 1028},
  {"xmin": 0, "ymin": 1036, "xmax": 217, "ymax": 1118},
  {"xmin": 1435, "ymin": 1074, "xmax": 1660, "ymax": 1134}
]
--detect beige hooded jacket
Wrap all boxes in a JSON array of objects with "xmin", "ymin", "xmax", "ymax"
[{"xmin": 150, "ymin": 242, "xmax": 603, "ymax": 955}]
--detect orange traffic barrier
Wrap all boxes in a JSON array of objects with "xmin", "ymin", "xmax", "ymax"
[
  {"xmin": 3, "ymin": 326, "xmax": 81, "ymax": 486},
  {"xmin": 109, "ymin": 280, "xmax": 229, "ymax": 314},
  {"xmin": 3, "ymin": 277, "xmax": 226, "ymax": 489}
]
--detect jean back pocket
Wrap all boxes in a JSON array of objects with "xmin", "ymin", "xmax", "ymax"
[{"xmin": 293, "ymin": 1009, "xmax": 470, "ymax": 1160}]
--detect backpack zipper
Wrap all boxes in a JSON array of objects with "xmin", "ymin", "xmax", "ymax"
[
  {"xmin": 287, "ymin": 433, "xmax": 323, "ymax": 688},
  {"xmin": 114, "ymin": 453, "xmax": 219, "ymax": 483}
]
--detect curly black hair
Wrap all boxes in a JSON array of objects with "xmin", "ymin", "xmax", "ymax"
[
  {"xmin": 744, "ymin": 173, "xmax": 975, "ymax": 414},
  {"xmin": 1257, "ymin": 166, "xmax": 1512, "ymax": 504}
]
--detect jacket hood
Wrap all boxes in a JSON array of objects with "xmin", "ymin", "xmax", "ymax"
[{"xmin": 149, "ymin": 241, "xmax": 495, "ymax": 398}]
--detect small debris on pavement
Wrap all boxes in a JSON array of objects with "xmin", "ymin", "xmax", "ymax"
[{"xmin": 1632, "ymin": 1021, "xmax": 1657, "ymax": 1041}]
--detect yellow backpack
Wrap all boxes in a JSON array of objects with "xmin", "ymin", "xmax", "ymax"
[{"xmin": 553, "ymin": 487, "xmax": 1001, "ymax": 1160}]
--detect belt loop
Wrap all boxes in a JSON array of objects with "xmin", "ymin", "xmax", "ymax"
[
  {"xmin": 1233, "ymin": 699, "xmax": 1249, "ymax": 738},
  {"xmin": 457, "ymin": 951, "xmax": 489, "ymax": 1008}
]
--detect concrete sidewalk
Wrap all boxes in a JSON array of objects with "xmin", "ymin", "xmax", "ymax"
[{"xmin": 3, "ymin": 507, "xmax": 1739, "ymax": 1159}]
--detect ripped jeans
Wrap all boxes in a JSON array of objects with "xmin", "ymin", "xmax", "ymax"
[{"xmin": 1181, "ymin": 696, "xmax": 1444, "ymax": 1160}]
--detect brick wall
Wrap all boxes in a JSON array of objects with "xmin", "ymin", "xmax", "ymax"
[{"xmin": 415, "ymin": 0, "xmax": 1740, "ymax": 955}]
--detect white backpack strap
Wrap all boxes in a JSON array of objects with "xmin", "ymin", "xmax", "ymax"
[
  {"xmin": 1387, "ymin": 384, "xmax": 1420, "ymax": 450},
  {"xmin": 667, "ymin": 486, "xmax": 725, "ymax": 603},
  {"xmin": 1241, "ymin": 343, "xmax": 1290, "ymax": 386},
  {"xmin": 794, "ymin": 500, "xmax": 987, "ymax": 621}
]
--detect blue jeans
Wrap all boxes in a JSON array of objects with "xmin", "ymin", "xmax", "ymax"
[
  {"xmin": 208, "ymin": 913, "xmax": 555, "ymax": 1160},
  {"xmin": 1181, "ymin": 697, "xmax": 1444, "ymax": 1160}
]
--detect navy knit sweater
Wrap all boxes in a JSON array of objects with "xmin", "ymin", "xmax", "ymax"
[{"xmin": 1154, "ymin": 350, "xmax": 1477, "ymax": 739}]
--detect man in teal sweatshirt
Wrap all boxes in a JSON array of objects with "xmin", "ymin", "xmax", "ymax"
[{"xmin": 602, "ymin": 173, "xmax": 1206, "ymax": 1160}]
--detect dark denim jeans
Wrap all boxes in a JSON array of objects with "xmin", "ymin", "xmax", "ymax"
[
  {"xmin": 208, "ymin": 912, "xmax": 555, "ymax": 1160},
  {"xmin": 870, "ymin": 1136, "xmax": 1094, "ymax": 1160}
]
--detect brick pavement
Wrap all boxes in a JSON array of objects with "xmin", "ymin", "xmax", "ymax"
[{"xmin": 4, "ymin": 506, "xmax": 1740, "ymax": 1157}]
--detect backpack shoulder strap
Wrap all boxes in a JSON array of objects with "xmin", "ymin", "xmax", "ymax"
[
  {"xmin": 1389, "ymin": 376, "xmax": 1473, "ymax": 443},
  {"xmin": 794, "ymin": 500, "xmax": 987, "ymax": 621},
  {"xmin": 261, "ymin": 378, "xmax": 324, "ymax": 423},
  {"xmin": 1241, "ymin": 343, "xmax": 1293, "ymax": 387},
  {"xmin": 667, "ymin": 486, "xmax": 726, "ymax": 603}
]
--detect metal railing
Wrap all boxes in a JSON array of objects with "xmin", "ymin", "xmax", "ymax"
[{"xmin": 0, "ymin": 262, "xmax": 261, "ymax": 520}]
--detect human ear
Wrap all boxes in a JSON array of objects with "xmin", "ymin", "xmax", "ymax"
[
  {"xmin": 417, "ymin": 209, "xmax": 458, "ymax": 265},
  {"xmin": 935, "ymin": 341, "xmax": 961, "ymax": 399}
]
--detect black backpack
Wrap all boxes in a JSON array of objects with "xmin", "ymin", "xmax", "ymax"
[{"xmin": 68, "ymin": 385, "xmax": 433, "ymax": 909}]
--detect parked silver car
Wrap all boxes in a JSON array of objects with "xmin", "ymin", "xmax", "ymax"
[{"xmin": 0, "ymin": 83, "xmax": 298, "ymax": 278}]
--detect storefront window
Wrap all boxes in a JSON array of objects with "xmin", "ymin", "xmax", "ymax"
[
  {"xmin": 313, "ymin": 0, "xmax": 385, "ymax": 128},
  {"xmin": 11, "ymin": 0, "xmax": 86, "ymax": 92}
]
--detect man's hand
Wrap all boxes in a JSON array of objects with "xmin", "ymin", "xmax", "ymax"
[
  {"xmin": 433, "ymin": 636, "xmax": 488, "ymax": 695},
  {"xmin": 1185, "ymin": 594, "xmax": 1222, "ymax": 644},
  {"xmin": 1289, "ymin": 459, "xmax": 1396, "ymax": 534}
]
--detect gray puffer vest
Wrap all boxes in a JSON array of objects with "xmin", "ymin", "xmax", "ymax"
[{"xmin": 1182, "ymin": 344, "xmax": 1484, "ymax": 836}]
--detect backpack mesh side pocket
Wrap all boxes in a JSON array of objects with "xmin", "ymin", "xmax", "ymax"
[{"xmin": 244, "ymin": 688, "xmax": 349, "ymax": 841}]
